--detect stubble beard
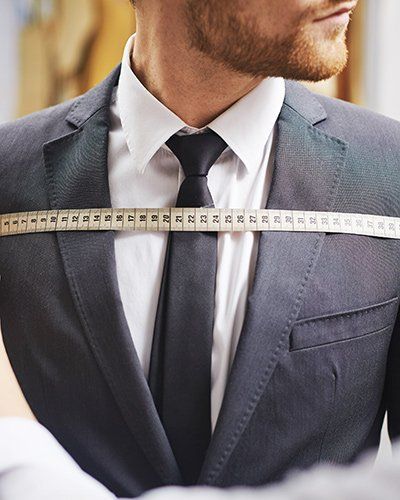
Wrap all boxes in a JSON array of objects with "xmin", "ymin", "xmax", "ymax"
[{"xmin": 184, "ymin": 1, "xmax": 349, "ymax": 82}]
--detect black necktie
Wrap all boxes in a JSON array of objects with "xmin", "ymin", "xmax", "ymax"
[{"xmin": 148, "ymin": 130, "xmax": 228, "ymax": 485}]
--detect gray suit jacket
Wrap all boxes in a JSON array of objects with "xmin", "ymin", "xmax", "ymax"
[{"xmin": 1, "ymin": 65, "xmax": 400, "ymax": 498}]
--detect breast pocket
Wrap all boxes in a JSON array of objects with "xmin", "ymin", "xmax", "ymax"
[{"xmin": 289, "ymin": 295, "xmax": 399, "ymax": 352}]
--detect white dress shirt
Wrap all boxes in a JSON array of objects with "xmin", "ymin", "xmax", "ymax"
[{"xmin": 110, "ymin": 33, "xmax": 285, "ymax": 430}]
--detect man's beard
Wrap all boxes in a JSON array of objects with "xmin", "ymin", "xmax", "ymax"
[{"xmin": 184, "ymin": 1, "xmax": 349, "ymax": 81}]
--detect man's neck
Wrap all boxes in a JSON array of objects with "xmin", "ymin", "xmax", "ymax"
[{"xmin": 131, "ymin": 9, "xmax": 264, "ymax": 128}]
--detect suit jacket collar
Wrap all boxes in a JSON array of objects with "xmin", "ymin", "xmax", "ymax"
[
  {"xmin": 45, "ymin": 65, "xmax": 348, "ymax": 485},
  {"xmin": 283, "ymin": 79, "xmax": 327, "ymax": 125},
  {"xmin": 65, "ymin": 64, "xmax": 121, "ymax": 129}
]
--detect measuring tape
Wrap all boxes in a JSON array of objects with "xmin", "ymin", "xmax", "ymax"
[{"xmin": 1, "ymin": 208, "xmax": 400, "ymax": 239}]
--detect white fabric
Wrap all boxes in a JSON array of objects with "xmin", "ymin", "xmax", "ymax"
[
  {"xmin": 110, "ymin": 34, "xmax": 285, "ymax": 430},
  {"xmin": 0, "ymin": 418, "xmax": 114, "ymax": 500},
  {"xmin": 1, "ymin": 418, "xmax": 400, "ymax": 500}
]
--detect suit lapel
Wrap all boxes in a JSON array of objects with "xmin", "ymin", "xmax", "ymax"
[
  {"xmin": 199, "ymin": 82, "xmax": 349, "ymax": 484},
  {"xmin": 43, "ymin": 65, "xmax": 182, "ymax": 486}
]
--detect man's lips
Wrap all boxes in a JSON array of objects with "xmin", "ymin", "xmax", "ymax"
[{"xmin": 314, "ymin": 3, "xmax": 357, "ymax": 22}]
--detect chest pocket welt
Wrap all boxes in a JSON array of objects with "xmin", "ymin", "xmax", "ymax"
[{"xmin": 289, "ymin": 295, "xmax": 399, "ymax": 351}]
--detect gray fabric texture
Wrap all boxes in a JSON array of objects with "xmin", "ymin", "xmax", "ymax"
[{"xmin": 1, "ymin": 64, "xmax": 400, "ymax": 498}]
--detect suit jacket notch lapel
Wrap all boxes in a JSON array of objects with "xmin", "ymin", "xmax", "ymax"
[
  {"xmin": 199, "ymin": 89, "xmax": 349, "ymax": 485},
  {"xmin": 43, "ymin": 69, "xmax": 182, "ymax": 486}
]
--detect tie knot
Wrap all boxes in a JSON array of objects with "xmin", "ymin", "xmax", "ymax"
[{"xmin": 166, "ymin": 130, "xmax": 228, "ymax": 177}]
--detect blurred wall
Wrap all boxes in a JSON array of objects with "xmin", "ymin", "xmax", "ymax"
[
  {"xmin": 364, "ymin": 0, "xmax": 400, "ymax": 120},
  {"xmin": 0, "ymin": 0, "xmax": 19, "ymax": 123},
  {"xmin": 0, "ymin": 0, "xmax": 135, "ymax": 122},
  {"xmin": 17, "ymin": 0, "xmax": 135, "ymax": 116}
]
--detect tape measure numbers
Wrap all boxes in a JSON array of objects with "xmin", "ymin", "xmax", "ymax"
[{"xmin": 0, "ymin": 208, "xmax": 399, "ymax": 239}]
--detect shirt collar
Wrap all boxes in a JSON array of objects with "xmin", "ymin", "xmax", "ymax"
[{"xmin": 117, "ymin": 33, "xmax": 285, "ymax": 175}]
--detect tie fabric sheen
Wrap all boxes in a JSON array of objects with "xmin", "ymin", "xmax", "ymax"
[{"xmin": 148, "ymin": 130, "xmax": 228, "ymax": 485}]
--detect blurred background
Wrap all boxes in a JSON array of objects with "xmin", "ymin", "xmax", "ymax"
[
  {"xmin": 1, "ymin": 0, "xmax": 400, "ymax": 123},
  {"xmin": 0, "ymin": 0, "xmax": 135, "ymax": 122},
  {"xmin": 0, "ymin": 0, "xmax": 398, "ymax": 461}
]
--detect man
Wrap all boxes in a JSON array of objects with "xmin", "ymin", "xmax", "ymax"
[{"xmin": 1, "ymin": 0, "xmax": 400, "ymax": 498}]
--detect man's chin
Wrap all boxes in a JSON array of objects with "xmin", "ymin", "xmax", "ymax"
[
  {"xmin": 189, "ymin": 19, "xmax": 349, "ymax": 83},
  {"xmin": 274, "ymin": 40, "xmax": 349, "ymax": 82},
  {"xmin": 288, "ymin": 31, "xmax": 349, "ymax": 82},
  {"xmin": 241, "ymin": 52, "xmax": 348, "ymax": 82},
  {"xmin": 297, "ymin": 49, "xmax": 348, "ymax": 82}
]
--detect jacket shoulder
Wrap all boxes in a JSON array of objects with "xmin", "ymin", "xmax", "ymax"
[
  {"xmin": 312, "ymin": 91, "xmax": 400, "ymax": 146},
  {"xmin": 0, "ymin": 98, "xmax": 78, "ymax": 161}
]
